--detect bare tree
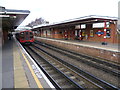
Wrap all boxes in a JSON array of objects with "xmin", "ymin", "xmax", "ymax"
[{"xmin": 26, "ymin": 17, "xmax": 49, "ymax": 28}]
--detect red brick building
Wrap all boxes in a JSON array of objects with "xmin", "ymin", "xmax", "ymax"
[{"xmin": 32, "ymin": 15, "xmax": 119, "ymax": 44}]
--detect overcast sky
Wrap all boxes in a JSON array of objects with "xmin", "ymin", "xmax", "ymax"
[{"xmin": 1, "ymin": 0, "xmax": 120, "ymax": 27}]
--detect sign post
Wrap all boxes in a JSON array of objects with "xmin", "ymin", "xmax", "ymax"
[{"xmin": 102, "ymin": 21, "xmax": 107, "ymax": 45}]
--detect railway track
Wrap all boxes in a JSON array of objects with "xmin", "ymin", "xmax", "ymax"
[
  {"xmin": 24, "ymin": 45, "xmax": 103, "ymax": 89},
  {"xmin": 34, "ymin": 41, "xmax": 119, "ymax": 88},
  {"xmin": 34, "ymin": 41, "xmax": 120, "ymax": 77},
  {"xmin": 24, "ymin": 43, "xmax": 119, "ymax": 89},
  {"xmin": 25, "ymin": 46, "xmax": 81, "ymax": 89}
]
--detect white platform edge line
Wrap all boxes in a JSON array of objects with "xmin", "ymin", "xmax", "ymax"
[{"xmin": 14, "ymin": 37, "xmax": 55, "ymax": 88}]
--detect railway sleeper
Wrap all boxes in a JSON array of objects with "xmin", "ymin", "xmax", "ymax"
[
  {"xmin": 59, "ymin": 68, "xmax": 65, "ymax": 71},
  {"xmin": 55, "ymin": 65, "xmax": 61, "ymax": 68},
  {"xmin": 50, "ymin": 74, "xmax": 61, "ymax": 79},
  {"xmin": 64, "ymin": 71, "xmax": 71, "ymax": 74},
  {"xmin": 59, "ymin": 82, "xmax": 75, "ymax": 88},
  {"xmin": 55, "ymin": 78, "xmax": 66, "ymax": 83},
  {"xmin": 47, "ymin": 69, "xmax": 56, "ymax": 74},
  {"xmin": 70, "ymin": 76, "xmax": 76, "ymax": 79},
  {"xmin": 44, "ymin": 67, "xmax": 53, "ymax": 70},
  {"xmin": 78, "ymin": 81, "xmax": 85, "ymax": 86},
  {"xmin": 41, "ymin": 64, "xmax": 48, "ymax": 66}
]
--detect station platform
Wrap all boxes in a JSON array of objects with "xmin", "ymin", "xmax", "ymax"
[
  {"xmin": 35, "ymin": 37, "xmax": 119, "ymax": 64},
  {"xmin": 2, "ymin": 37, "xmax": 54, "ymax": 89}
]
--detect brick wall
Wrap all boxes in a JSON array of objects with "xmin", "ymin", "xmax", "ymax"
[{"xmin": 35, "ymin": 37, "xmax": 119, "ymax": 63}]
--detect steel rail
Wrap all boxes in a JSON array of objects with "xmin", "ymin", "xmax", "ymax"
[
  {"xmin": 25, "ymin": 46, "xmax": 84, "ymax": 89},
  {"xmin": 24, "ymin": 46, "xmax": 61, "ymax": 89},
  {"xmin": 34, "ymin": 41, "xmax": 120, "ymax": 76},
  {"xmin": 34, "ymin": 41, "xmax": 119, "ymax": 77},
  {"xmin": 35, "ymin": 41, "xmax": 120, "ymax": 70},
  {"xmin": 32, "ymin": 43, "xmax": 119, "ymax": 89}
]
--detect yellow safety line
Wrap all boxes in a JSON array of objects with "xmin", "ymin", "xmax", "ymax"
[{"xmin": 20, "ymin": 48, "xmax": 43, "ymax": 89}]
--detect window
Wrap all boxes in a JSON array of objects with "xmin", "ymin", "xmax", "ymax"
[
  {"xmin": 81, "ymin": 24, "xmax": 86, "ymax": 29},
  {"xmin": 82, "ymin": 30, "xmax": 85, "ymax": 36},
  {"xmin": 47, "ymin": 30, "xmax": 51, "ymax": 35},
  {"xmin": 90, "ymin": 30, "xmax": 94, "ymax": 37},
  {"xmin": 75, "ymin": 30, "xmax": 78, "ymax": 36},
  {"xmin": 43, "ymin": 31, "xmax": 46, "ymax": 35},
  {"xmin": 26, "ymin": 32, "xmax": 28, "ymax": 35},
  {"xmin": 20, "ymin": 32, "xmax": 24, "ymax": 38},
  {"xmin": 30, "ymin": 32, "xmax": 33, "ymax": 38}
]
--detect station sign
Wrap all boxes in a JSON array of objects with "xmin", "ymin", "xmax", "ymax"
[
  {"xmin": 96, "ymin": 30, "xmax": 104, "ymax": 37},
  {"xmin": 75, "ymin": 25, "xmax": 80, "ymax": 29},
  {"xmin": 0, "ymin": 15, "xmax": 10, "ymax": 18},
  {"xmin": 0, "ymin": 15, "xmax": 16, "ymax": 18}
]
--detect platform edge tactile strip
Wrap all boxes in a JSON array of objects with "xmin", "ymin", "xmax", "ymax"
[{"xmin": 13, "ymin": 43, "xmax": 29, "ymax": 88}]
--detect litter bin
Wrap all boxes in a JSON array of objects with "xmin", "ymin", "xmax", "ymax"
[{"xmin": 101, "ymin": 42, "xmax": 107, "ymax": 45}]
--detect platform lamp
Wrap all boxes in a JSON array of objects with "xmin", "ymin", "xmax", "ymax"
[{"xmin": 102, "ymin": 20, "xmax": 107, "ymax": 45}]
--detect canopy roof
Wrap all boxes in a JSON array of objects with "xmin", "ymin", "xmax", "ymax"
[
  {"xmin": 33, "ymin": 15, "xmax": 118, "ymax": 29},
  {"xmin": 0, "ymin": 6, "xmax": 30, "ymax": 31}
]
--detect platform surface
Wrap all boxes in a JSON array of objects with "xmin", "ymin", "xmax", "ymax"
[
  {"xmin": 2, "ymin": 40, "xmax": 14, "ymax": 88},
  {"xmin": 2, "ymin": 37, "xmax": 54, "ymax": 89}
]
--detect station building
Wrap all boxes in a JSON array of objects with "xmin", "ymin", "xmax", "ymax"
[{"xmin": 32, "ymin": 15, "xmax": 119, "ymax": 44}]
